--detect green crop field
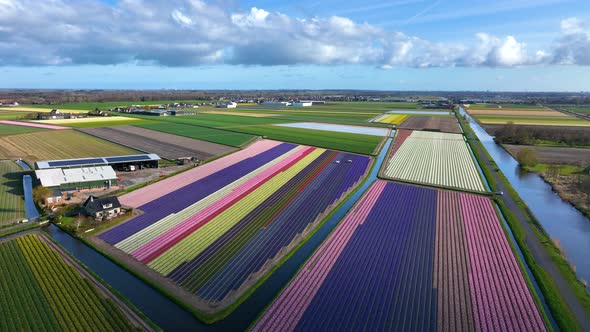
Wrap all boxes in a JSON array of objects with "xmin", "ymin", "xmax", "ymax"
[
  {"xmin": 466, "ymin": 103, "xmax": 543, "ymax": 109},
  {"xmin": 563, "ymin": 106, "xmax": 590, "ymax": 114},
  {"xmin": 21, "ymin": 100, "xmax": 208, "ymax": 111},
  {"xmin": 34, "ymin": 116, "xmax": 155, "ymax": 128},
  {"xmin": 0, "ymin": 123, "xmax": 46, "ymax": 136},
  {"xmin": 0, "ymin": 234, "xmax": 138, "ymax": 331},
  {"xmin": 136, "ymin": 122, "xmax": 256, "ymax": 147},
  {"xmin": 0, "ymin": 111, "xmax": 35, "ymax": 120},
  {"xmin": 0, "ymin": 130, "xmax": 138, "ymax": 161},
  {"xmin": 0, "ymin": 160, "xmax": 25, "ymax": 225},
  {"xmin": 228, "ymin": 124, "xmax": 383, "ymax": 155},
  {"xmin": 476, "ymin": 115, "xmax": 590, "ymax": 126}
]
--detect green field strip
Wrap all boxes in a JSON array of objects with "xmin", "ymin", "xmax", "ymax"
[
  {"xmin": 135, "ymin": 122, "xmax": 256, "ymax": 147},
  {"xmin": 148, "ymin": 148, "xmax": 326, "ymax": 275}
]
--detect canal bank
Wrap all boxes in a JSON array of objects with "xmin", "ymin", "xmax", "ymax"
[{"xmin": 459, "ymin": 107, "xmax": 590, "ymax": 331}]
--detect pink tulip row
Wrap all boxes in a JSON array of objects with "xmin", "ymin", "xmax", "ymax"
[
  {"xmin": 130, "ymin": 146, "xmax": 316, "ymax": 263},
  {"xmin": 461, "ymin": 194, "xmax": 546, "ymax": 332},
  {"xmin": 0, "ymin": 120, "xmax": 70, "ymax": 130},
  {"xmin": 434, "ymin": 190, "xmax": 474, "ymax": 332},
  {"xmin": 120, "ymin": 139, "xmax": 281, "ymax": 208},
  {"xmin": 252, "ymin": 180, "xmax": 387, "ymax": 332}
]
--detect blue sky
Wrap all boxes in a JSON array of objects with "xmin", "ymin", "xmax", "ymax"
[{"xmin": 1, "ymin": 0, "xmax": 590, "ymax": 91}]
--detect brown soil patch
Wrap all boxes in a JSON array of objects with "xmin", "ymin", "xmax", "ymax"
[
  {"xmin": 79, "ymin": 126, "xmax": 236, "ymax": 160},
  {"xmin": 398, "ymin": 116, "xmax": 462, "ymax": 134}
]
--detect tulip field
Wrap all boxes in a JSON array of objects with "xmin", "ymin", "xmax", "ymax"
[
  {"xmin": 253, "ymin": 181, "xmax": 546, "ymax": 332},
  {"xmin": 0, "ymin": 234, "xmax": 139, "ymax": 331},
  {"xmin": 383, "ymin": 129, "xmax": 485, "ymax": 192},
  {"xmin": 98, "ymin": 140, "xmax": 370, "ymax": 307}
]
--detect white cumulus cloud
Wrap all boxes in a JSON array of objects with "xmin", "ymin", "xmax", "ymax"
[{"xmin": 0, "ymin": 1, "xmax": 587, "ymax": 68}]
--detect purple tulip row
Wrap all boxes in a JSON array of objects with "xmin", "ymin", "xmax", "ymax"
[{"xmin": 99, "ymin": 142, "xmax": 296, "ymax": 245}]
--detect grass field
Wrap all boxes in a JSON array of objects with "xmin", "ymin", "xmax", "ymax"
[
  {"xmin": 0, "ymin": 111, "xmax": 36, "ymax": 120},
  {"xmin": 229, "ymin": 124, "xmax": 383, "ymax": 155},
  {"xmin": 476, "ymin": 115, "xmax": 590, "ymax": 126},
  {"xmin": 20, "ymin": 100, "xmax": 208, "ymax": 111},
  {"xmin": 0, "ymin": 130, "xmax": 138, "ymax": 161},
  {"xmin": 563, "ymin": 107, "xmax": 590, "ymax": 114},
  {"xmin": 136, "ymin": 122, "xmax": 256, "ymax": 147},
  {"xmin": 0, "ymin": 123, "xmax": 46, "ymax": 136},
  {"xmin": 466, "ymin": 103, "xmax": 543, "ymax": 109},
  {"xmin": 0, "ymin": 107, "xmax": 88, "ymax": 113},
  {"xmin": 0, "ymin": 233, "xmax": 143, "ymax": 331},
  {"xmin": 34, "ymin": 116, "xmax": 153, "ymax": 127},
  {"xmin": 0, "ymin": 160, "xmax": 25, "ymax": 225}
]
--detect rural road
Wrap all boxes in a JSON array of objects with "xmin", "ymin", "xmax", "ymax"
[{"xmin": 465, "ymin": 128, "xmax": 590, "ymax": 331}]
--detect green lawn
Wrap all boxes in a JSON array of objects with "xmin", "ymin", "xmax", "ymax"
[
  {"xmin": 0, "ymin": 111, "xmax": 35, "ymax": 120},
  {"xmin": 467, "ymin": 103, "xmax": 543, "ymax": 109},
  {"xmin": 22, "ymin": 100, "xmax": 208, "ymax": 111},
  {"xmin": 228, "ymin": 124, "xmax": 383, "ymax": 155},
  {"xmin": 563, "ymin": 106, "xmax": 590, "ymax": 114},
  {"xmin": 0, "ymin": 160, "xmax": 25, "ymax": 225},
  {"xmin": 525, "ymin": 164, "xmax": 586, "ymax": 175},
  {"xmin": 136, "ymin": 122, "xmax": 256, "ymax": 147},
  {"xmin": 0, "ymin": 124, "xmax": 47, "ymax": 136},
  {"xmin": 476, "ymin": 115, "xmax": 590, "ymax": 126}
]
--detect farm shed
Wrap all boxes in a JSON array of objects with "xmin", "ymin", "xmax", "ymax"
[
  {"xmin": 83, "ymin": 195, "xmax": 121, "ymax": 220},
  {"xmin": 35, "ymin": 154, "xmax": 160, "ymax": 171},
  {"xmin": 35, "ymin": 166, "xmax": 117, "ymax": 191}
]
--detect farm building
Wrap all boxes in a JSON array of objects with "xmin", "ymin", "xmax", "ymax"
[
  {"xmin": 262, "ymin": 101, "xmax": 291, "ymax": 107},
  {"xmin": 216, "ymin": 102, "xmax": 237, "ymax": 108},
  {"xmin": 35, "ymin": 166, "xmax": 117, "ymax": 191},
  {"xmin": 35, "ymin": 154, "xmax": 160, "ymax": 171},
  {"xmin": 291, "ymin": 102, "xmax": 313, "ymax": 107},
  {"xmin": 132, "ymin": 109, "xmax": 169, "ymax": 116},
  {"xmin": 83, "ymin": 195, "xmax": 122, "ymax": 220}
]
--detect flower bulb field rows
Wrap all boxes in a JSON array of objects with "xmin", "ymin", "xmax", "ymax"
[
  {"xmin": 382, "ymin": 129, "xmax": 486, "ymax": 192},
  {"xmin": 253, "ymin": 181, "xmax": 546, "ymax": 332},
  {"xmin": 96, "ymin": 139, "xmax": 370, "ymax": 314}
]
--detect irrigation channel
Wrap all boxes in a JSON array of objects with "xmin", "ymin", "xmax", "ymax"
[
  {"xmin": 42, "ymin": 132, "xmax": 396, "ymax": 331},
  {"xmin": 459, "ymin": 107, "xmax": 590, "ymax": 289}
]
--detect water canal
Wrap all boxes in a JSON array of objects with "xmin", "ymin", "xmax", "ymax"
[{"xmin": 460, "ymin": 107, "xmax": 590, "ymax": 288}]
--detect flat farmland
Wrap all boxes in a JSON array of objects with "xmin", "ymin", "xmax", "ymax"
[
  {"xmin": 382, "ymin": 130, "xmax": 485, "ymax": 192},
  {"xmin": 371, "ymin": 114, "xmax": 408, "ymax": 125},
  {"xmin": 137, "ymin": 122, "xmax": 256, "ymax": 147},
  {"xmin": 253, "ymin": 181, "xmax": 547, "ymax": 332},
  {"xmin": 467, "ymin": 109, "xmax": 569, "ymax": 117},
  {"xmin": 398, "ymin": 116, "xmax": 462, "ymax": 133},
  {"xmin": 0, "ymin": 123, "xmax": 47, "ymax": 136},
  {"xmin": 95, "ymin": 140, "xmax": 370, "ymax": 318},
  {"xmin": 0, "ymin": 106, "xmax": 88, "ymax": 113},
  {"xmin": 475, "ymin": 115, "xmax": 590, "ymax": 127},
  {"xmin": 503, "ymin": 144, "xmax": 590, "ymax": 166},
  {"xmin": 227, "ymin": 125, "xmax": 383, "ymax": 155},
  {"xmin": 0, "ymin": 120, "xmax": 69, "ymax": 130},
  {"xmin": 34, "ymin": 116, "xmax": 152, "ymax": 127},
  {"xmin": 466, "ymin": 103, "xmax": 542, "ymax": 109},
  {"xmin": 79, "ymin": 126, "xmax": 236, "ymax": 161},
  {"xmin": 0, "ymin": 130, "xmax": 138, "ymax": 161},
  {"xmin": 0, "ymin": 233, "xmax": 154, "ymax": 331},
  {"xmin": 0, "ymin": 160, "xmax": 25, "ymax": 225},
  {"xmin": 202, "ymin": 111, "xmax": 280, "ymax": 117}
]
